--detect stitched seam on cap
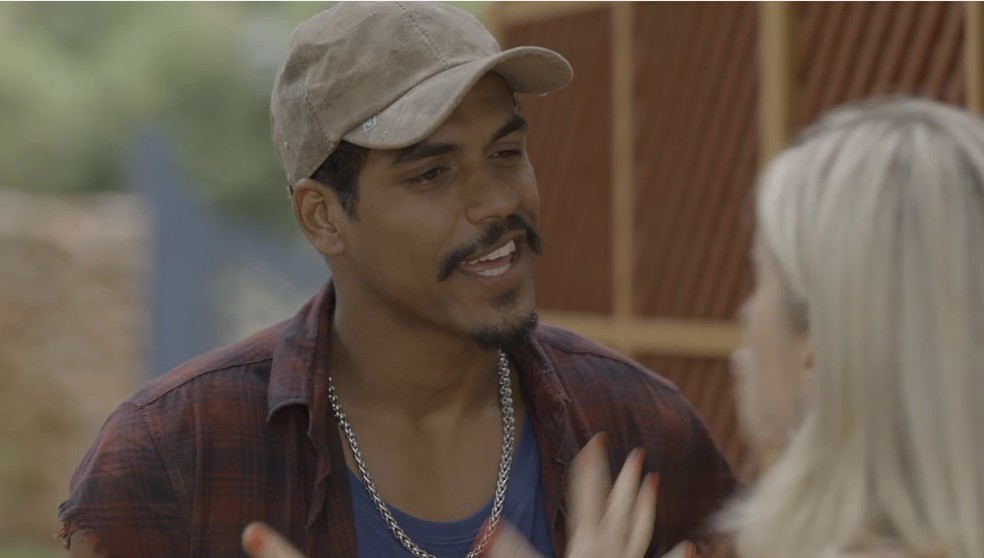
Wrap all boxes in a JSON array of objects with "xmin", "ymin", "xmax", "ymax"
[
  {"xmin": 301, "ymin": 82, "xmax": 332, "ymax": 179},
  {"xmin": 302, "ymin": 88, "xmax": 331, "ymax": 146},
  {"xmin": 396, "ymin": 2, "xmax": 449, "ymax": 68},
  {"xmin": 298, "ymin": 33, "xmax": 332, "ymax": 150}
]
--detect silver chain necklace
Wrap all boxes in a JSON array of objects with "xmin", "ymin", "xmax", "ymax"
[{"xmin": 328, "ymin": 350, "xmax": 515, "ymax": 558}]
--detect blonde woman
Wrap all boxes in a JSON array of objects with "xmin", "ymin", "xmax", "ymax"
[
  {"xmin": 243, "ymin": 97, "xmax": 984, "ymax": 558},
  {"xmin": 720, "ymin": 96, "xmax": 984, "ymax": 558}
]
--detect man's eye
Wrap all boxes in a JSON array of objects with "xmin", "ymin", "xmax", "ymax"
[
  {"xmin": 493, "ymin": 149, "xmax": 523, "ymax": 159},
  {"xmin": 410, "ymin": 167, "xmax": 447, "ymax": 184}
]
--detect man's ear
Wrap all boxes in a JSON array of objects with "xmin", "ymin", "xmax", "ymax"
[{"xmin": 292, "ymin": 178, "xmax": 347, "ymax": 257}]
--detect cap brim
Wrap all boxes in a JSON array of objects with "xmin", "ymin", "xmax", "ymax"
[{"xmin": 342, "ymin": 46, "xmax": 572, "ymax": 149}]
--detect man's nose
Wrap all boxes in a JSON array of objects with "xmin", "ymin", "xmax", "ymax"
[{"xmin": 463, "ymin": 171, "xmax": 523, "ymax": 225}]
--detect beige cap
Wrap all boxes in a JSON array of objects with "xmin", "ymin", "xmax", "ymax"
[{"xmin": 271, "ymin": 1, "xmax": 573, "ymax": 185}]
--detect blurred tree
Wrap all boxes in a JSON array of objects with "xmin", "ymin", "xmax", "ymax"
[{"xmin": 0, "ymin": 2, "xmax": 487, "ymax": 229}]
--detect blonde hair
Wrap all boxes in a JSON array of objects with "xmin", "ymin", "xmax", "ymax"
[{"xmin": 721, "ymin": 97, "xmax": 984, "ymax": 558}]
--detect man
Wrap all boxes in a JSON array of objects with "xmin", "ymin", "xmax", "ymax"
[{"xmin": 58, "ymin": 3, "xmax": 736, "ymax": 557}]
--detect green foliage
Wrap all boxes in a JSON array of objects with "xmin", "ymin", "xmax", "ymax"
[
  {"xmin": 0, "ymin": 3, "xmax": 315, "ymax": 227},
  {"xmin": 0, "ymin": 2, "xmax": 488, "ymax": 228}
]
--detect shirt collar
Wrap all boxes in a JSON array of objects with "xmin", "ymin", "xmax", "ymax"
[
  {"xmin": 264, "ymin": 282, "xmax": 580, "ymax": 525},
  {"xmin": 266, "ymin": 281, "xmax": 336, "ymax": 453},
  {"xmin": 266, "ymin": 283, "xmax": 572, "ymax": 412},
  {"xmin": 510, "ymin": 327, "xmax": 578, "ymax": 463}
]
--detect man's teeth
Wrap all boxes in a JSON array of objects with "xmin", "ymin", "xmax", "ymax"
[
  {"xmin": 466, "ymin": 240, "xmax": 516, "ymax": 265},
  {"xmin": 476, "ymin": 262, "xmax": 511, "ymax": 277}
]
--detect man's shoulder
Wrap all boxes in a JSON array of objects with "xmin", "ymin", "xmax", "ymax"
[
  {"xmin": 529, "ymin": 323, "xmax": 731, "ymax": 482},
  {"xmin": 59, "ymin": 320, "xmax": 310, "ymax": 556},
  {"xmin": 531, "ymin": 322, "xmax": 681, "ymax": 397},
  {"xmin": 87, "ymin": 320, "xmax": 297, "ymax": 484},
  {"xmin": 127, "ymin": 320, "xmax": 288, "ymax": 410}
]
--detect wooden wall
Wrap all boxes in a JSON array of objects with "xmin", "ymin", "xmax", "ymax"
[{"xmin": 487, "ymin": 1, "xmax": 978, "ymax": 478}]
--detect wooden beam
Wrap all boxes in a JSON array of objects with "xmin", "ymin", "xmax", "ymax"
[
  {"xmin": 612, "ymin": 3, "xmax": 635, "ymax": 319},
  {"xmin": 967, "ymin": 2, "xmax": 984, "ymax": 113},
  {"xmin": 745, "ymin": 0, "xmax": 793, "ymax": 471},
  {"xmin": 539, "ymin": 311, "xmax": 742, "ymax": 357},
  {"xmin": 759, "ymin": 2, "xmax": 796, "ymax": 164}
]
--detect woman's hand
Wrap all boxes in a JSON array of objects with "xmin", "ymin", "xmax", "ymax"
[
  {"xmin": 488, "ymin": 434, "xmax": 695, "ymax": 558},
  {"xmin": 242, "ymin": 522, "xmax": 306, "ymax": 558},
  {"xmin": 240, "ymin": 434, "xmax": 696, "ymax": 558}
]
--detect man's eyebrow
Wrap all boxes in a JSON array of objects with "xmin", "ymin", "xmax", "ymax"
[
  {"xmin": 388, "ymin": 113, "xmax": 527, "ymax": 167},
  {"xmin": 491, "ymin": 113, "xmax": 528, "ymax": 143},
  {"xmin": 390, "ymin": 141, "xmax": 457, "ymax": 166}
]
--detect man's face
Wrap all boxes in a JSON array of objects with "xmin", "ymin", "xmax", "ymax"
[{"xmin": 334, "ymin": 73, "xmax": 541, "ymax": 349}]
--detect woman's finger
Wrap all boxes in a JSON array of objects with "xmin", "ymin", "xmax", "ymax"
[
  {"xmin": 242, "ymin": 522, "xmax": 306, "ymax": 558},
  {"xmin": 624, "ymin": 472, "xmax": 658, "ymax": 558},
  {"xmin": 486, "ymin": 522, "xmax": 546, "ymax": 558},
  {"xmin": 567, "ymin": 433, "xmax": 611, "ymax": 540},
  {"xmin": 659, "ymin": 541, "xmax": 695, "ymax": 558},
  {"xmin": 601, "ymin": 447, "xmax": 645, "ymax": 536}
]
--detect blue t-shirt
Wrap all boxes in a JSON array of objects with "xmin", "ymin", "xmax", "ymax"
[{"xmin": 349, "ymin": 417, "xmax": 552, "ymax": 558}]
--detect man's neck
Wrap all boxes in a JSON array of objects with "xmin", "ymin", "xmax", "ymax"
[{"xmin": 328, "ymin": 296, "xmax": 503, "ymax": 423}]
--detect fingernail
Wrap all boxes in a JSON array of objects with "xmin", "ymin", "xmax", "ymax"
[
  {"xmin": 476, "ymin": 518, "xmax": 499, "ymax": 557},
  {"xmin": 647, "ymin": 473, "xmax": 660, "ymax": 494},
  {"xmin": 242, "ymin": 524, "xmax": 266, "ymax": 554},
  {"xmin": 486, "ymin": 526, "xmax": 501, "ymax": 555}
]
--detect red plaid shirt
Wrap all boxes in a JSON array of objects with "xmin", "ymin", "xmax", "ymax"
[{"xmin": 59, "ymin": 283, "xmax": 736, "ymax": 557}]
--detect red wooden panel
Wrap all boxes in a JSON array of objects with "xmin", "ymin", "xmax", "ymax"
[
  {"xmin": 633, "ymin": 3, "xmax": 759, "ymax": 321},
  {"xmin": 797, "ymin": 2, "xmax": 965, "ymax": 126},
  {"xmin": 494, "ymin": 0, "xmax": 968, "ymax": 484},
  {"xmin": 504, "ymin": 9, "xmax": 614, "ymax": 313}
]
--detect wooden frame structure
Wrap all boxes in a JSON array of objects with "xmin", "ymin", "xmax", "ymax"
[
  {"xmin": 967, "ymin": 1, "xmax": 984, "ymax": 113},
  {"xmin": 486, "ymin": 2, "xmax": 977, "ymax": 360},
  {"xmin": 487, "ymin": 2, "xmax": 755, "ymax": 358}
]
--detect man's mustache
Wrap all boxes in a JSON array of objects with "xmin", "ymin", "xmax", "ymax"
[{"xmin": 437, "ymin": 214, "xmax": 543, "ymax": 282}]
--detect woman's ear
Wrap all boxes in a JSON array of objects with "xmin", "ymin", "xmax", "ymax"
[{"xmin": 292, "ymin": 178, "xmax": 347, "ymax": 257}]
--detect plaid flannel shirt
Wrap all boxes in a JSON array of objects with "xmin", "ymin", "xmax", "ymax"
[{"xmin": 59, "ymin": 282, "xmax": 737, "ymax": 557}]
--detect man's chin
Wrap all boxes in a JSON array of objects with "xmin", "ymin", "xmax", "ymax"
[{"xmin": 468, "ymin": 311, "xmax": 539, "ymax": 352}]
